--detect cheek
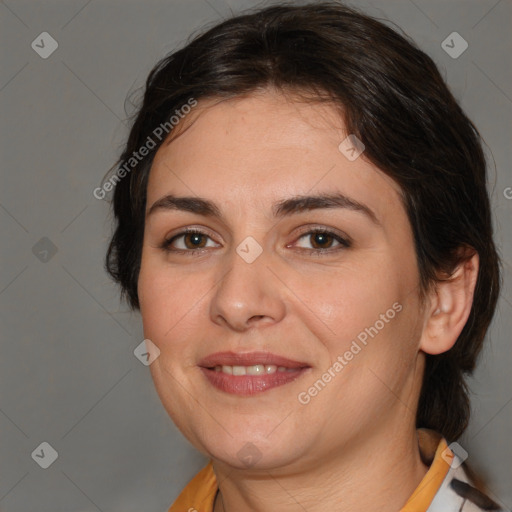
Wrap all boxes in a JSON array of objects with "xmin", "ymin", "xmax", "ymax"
[
  {"xmin": 137, "ymin": 255, "xmax": 204, "ymax": 351},
  {"xmin": 294, "ymin": 262, "xmax": 406, "ymax": 341},
  {"xmin": 294, "ymin": 253, "xmax": 421, "ymax": 376},
  {"xmin": 312, "ymin": 299, "xmax": 422, "ymax": 425}
]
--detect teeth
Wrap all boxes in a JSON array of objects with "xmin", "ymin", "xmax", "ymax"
[
  {"xmin": 232, "ymin": 365, "xmax": 246, "ymax": 376},
  {"xmin": 221, "ymin": 365, "xmax": 233, "ymax": 375},
  {"xmin": 213, "ymin": 364, "xmax": 294, "ymax": 375},
  {"xmin": 247, "ymin": 365, "xmax": 264, "ymax": 375}
]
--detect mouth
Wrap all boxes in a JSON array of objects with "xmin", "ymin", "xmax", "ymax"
[{"xmin": 198, "ymin": 351, "xmax": 311, "ymax": 396}]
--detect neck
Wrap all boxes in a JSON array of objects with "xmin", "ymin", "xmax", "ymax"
[{"xmin": 212, "ymin": 420, "xmax": 429, "ymax": 512}]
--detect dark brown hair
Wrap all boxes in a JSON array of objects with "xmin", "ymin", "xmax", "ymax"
[{"xmin": 105, "ymin": 1, "xmax": 500, "ymax": 442}]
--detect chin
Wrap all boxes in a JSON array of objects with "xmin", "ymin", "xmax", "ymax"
[{"xmin": 192, "ymin": 423, "xmax": 307, "ymax": 470}]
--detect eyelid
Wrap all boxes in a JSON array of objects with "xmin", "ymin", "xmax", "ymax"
[
  {"xmin": 286, "ymin": 225, "xmax": 352, "ymax": 256},
  {"xmin": 290, "ymin": 225, "xmax": 352, "ymax": 246},
  {"xmin": 160, "ymin": 226, "xmax": 221, "ymax": 252}
]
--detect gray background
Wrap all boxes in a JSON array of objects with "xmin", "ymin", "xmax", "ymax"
[{"xmin": 1, "ymin": 0, "xmax": 511, "ymax": 510}]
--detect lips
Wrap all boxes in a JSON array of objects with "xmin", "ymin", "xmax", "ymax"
[
  {"xmin": 198, "ymin": 351, "xmax": 311, "ymax": 396},
  {"xmin": 199, "ymin": 351, "xmax": 309, "ymax": 369}
]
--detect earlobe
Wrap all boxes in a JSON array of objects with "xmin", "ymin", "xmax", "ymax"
[{"xmin": 420, "ymin": 252, "xmax": 479, "ymax": 356}]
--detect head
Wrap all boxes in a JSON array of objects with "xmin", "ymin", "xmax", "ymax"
[{"xmin": 105, "ymin": 1, "xmax": 500, "ymax": 467}]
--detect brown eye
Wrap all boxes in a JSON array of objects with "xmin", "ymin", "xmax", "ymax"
[
  {"xmin": 161, "ymin": 229, "xmax": 219, "ymax": 252},
  {"xmin": 183, "ymin": 233, "xmax": 207, "ymax": 249},
  {"xmin": 309, "ymin": 232, "xmax": 335, "ymax": 249},
  {"xmin": 292, "ymin": 228, "xmax": 351, "ymax": 254}
]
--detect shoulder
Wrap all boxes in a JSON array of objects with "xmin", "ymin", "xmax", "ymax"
[{"xmin": 428, "ymin": 457, "xmax": 505, "ymax": 512}]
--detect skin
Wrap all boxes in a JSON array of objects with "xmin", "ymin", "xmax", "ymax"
[{"xmin": 137, "ymin": 88, "xmax": 479, "ymax": 512}]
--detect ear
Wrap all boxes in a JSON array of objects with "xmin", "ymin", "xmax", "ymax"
[{"xmin": 420, "ymin": 252, "xmax": 479, "ymax": 355}]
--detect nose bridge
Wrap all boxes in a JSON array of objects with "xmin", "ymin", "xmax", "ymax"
[{"xmin": 209, "ymin": 241, "xmax": 285, "ymax": 330}]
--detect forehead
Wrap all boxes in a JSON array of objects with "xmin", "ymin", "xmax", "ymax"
[{"xmin": 147, "ymin": 90, "xmax": 404, "ymax": 224}]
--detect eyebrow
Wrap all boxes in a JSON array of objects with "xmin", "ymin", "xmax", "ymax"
[{"xmin": 147, "ymin": 192, "xmax": 380, "ymax": 224}]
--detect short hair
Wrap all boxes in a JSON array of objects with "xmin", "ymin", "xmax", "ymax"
[{"xmin": 105, "ymin": 1, "xmax": 501, "ymax": 442}]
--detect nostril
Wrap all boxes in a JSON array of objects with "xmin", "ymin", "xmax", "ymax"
[{"xmin": 247, "ymin": 315, "xmax": 271, "ymax": 325}]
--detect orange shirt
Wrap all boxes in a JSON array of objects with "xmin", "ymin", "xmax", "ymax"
[{"xmin": 169, "ymin": 429, "xmax": 453, "ymax": 512}]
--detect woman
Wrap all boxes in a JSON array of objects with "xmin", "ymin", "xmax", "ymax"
[{"xmin": 105, "ymin": 2, "xmax": 503, "ymax": 511}]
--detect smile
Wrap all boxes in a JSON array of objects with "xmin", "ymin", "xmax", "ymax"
[
  {"xmin": 199, "ymin": 351, "xmax": 311, "ymax": 395},
  {"xmin": 213, "ymin": 364, "xmax": 297, "ymax": 375}
]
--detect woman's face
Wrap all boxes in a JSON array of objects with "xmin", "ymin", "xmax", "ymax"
[{"xmin": 138, "ymin": 89, "xmax": 427, "ymax": 471}]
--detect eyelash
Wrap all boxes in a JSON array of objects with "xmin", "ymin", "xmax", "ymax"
[{"xmin": 160, "ymin": 227, "xmax": 351, "ymax": 256}]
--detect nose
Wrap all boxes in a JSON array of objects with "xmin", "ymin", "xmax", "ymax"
[{"xmin": 209, "ymin": 246, "xmax": 286, "ymax": 332}]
